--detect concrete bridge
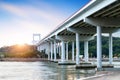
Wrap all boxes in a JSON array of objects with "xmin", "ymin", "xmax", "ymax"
[{"xmin": 37, "ymin": 0, "xmax": 120, "ymax": 69}]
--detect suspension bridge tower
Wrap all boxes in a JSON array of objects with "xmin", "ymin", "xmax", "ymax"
[{"xmin": 32, "ymin": 34, "xmax": 41, "ymax": 45}]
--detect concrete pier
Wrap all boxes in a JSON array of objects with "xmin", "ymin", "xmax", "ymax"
[
  {"xmin": 76, "ymin": 64, "xmax": 114, "ymax": 69},
  {"xmin": 58, "ymin": 61, "xmax": 76, "ymax": 65}
]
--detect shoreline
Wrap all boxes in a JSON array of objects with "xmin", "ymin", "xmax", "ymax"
[
  {"xmin": 0, "ymin": 58, "xmax": 48, "ymax": 62},
  {"xmin": 1, "ymin": 58, "xmax": 120, "ymax": 62}
]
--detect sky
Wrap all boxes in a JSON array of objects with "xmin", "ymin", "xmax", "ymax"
[
  {"xmin": 0, "ymin": 0, "xmax": 120, "ymax": 47},
  {"xmin": 0, "ymin": 0, "xmax": 90, "ymax": 47}
]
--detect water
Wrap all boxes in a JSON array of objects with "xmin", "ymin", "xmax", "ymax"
[{"xmin": 0, "ymin": 61, "xmax": 96, "ymax": 80}]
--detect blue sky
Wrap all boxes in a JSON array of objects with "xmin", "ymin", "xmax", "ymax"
[
  {"xmin": 0, "ymin": 0, "xmax": 90, "ymax": 47},
  {"xmin": 0, "ymin": 0, "xmax": 119, "ymax": 47}
]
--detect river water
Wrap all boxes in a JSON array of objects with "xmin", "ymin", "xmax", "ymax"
[{"xmin": 0, "ymin": 61, "xmax": 96, "ymax": 80}]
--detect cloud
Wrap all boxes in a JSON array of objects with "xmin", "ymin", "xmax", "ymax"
[
  {"xmin": 0, "ymin": 1, "xmax": 68, "ymax": 47},
  {"xmin": 0, "ymin": 2, "xmax": 65, "ymax": 24},
  {"xmin": 0, "ymin": 2, "xmax": 68, "ymax": 33},
  {"xmin": 0, "ymin": 3, "xmax": 27, "ymax": 17},
  {"xmin": 0, "ymin": 2, "xmax": 68, "ymax": 36}
]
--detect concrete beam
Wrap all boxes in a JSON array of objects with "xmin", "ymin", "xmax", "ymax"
[
  {"xmin": 67, "ymin": 27, "xmax": 95, "ymax": 34},
  {"xmin": 101, "ymin": 28, "xmax": 119, "ymax": 33},
  {"xmin": 37, "ymin": 0, "xmax": 117, "ymax": 46},
  {"xmin": 55, "ymin": 35, "xmax": 94, "ymax": 41},
  {"xmin": 84, "ymin": 17, "xmax": 120, "ymax": 27},
  {"xmin": 48, "ymin": 38, "xmax": 56, "ymax": 41}
]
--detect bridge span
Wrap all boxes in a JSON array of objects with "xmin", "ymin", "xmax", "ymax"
[{"xmin": 37, "ymin": 0, "xmax": 120, "ymax": 69}]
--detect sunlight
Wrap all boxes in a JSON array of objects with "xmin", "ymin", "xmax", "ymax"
[
  {"xmin": 13, "ymin": 38, "xmax": 29, "ymax": 47},
  {"xmin": 17, "ymin": 43, "xmax": 26, "ymax": 47},
  {"xmin": 7, "ymin": 43, "xmax": 35, "ymax": 58}
]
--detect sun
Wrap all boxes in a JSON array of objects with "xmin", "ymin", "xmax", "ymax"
[
  {"xmin": 15, "ymin": 40, "xmax": 28, "ymax": 47},
  {"xmin": 16, "ymin": 40, "xmax": 26, "ymax": 44},
  {"xmin": 17, "ymin": 43, "xmax": 26, "ymax": 47}
]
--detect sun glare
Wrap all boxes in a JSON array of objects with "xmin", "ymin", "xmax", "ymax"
[{"xmin": 17, "ymin": 44, "xmax": 26, "ymax": 47}]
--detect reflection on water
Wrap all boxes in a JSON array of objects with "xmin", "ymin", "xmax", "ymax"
[{"xmin": 0, "ymin": 61, "xmax": 96, "ymax": 80}]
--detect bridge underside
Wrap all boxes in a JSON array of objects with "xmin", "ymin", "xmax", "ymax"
[{"xmin": 37, "ymin": 0, "xmax": 120, "ymax": 69}]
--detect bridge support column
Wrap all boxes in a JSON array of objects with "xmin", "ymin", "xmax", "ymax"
[
  {"xmin": 37, "ymin": 46, "xmax": 40, "ymax": 51},
  {"xmin": 109, "ymin": 33, "xmax": 113, "ymax": 64},
  {"xmin": 61, "ymin": 41, "xmax": 65, "ymax": 62},
  {"xmin": 97, "ymin": 26, "xmax": 102, "ymax": 69},
  {"xmin": 48, "ymin": 43, "xmax": 50, "ymax": 60},
  {"xmin": 54, "ymin": 40, "xmax": 57, "ymax": 61},
  {"xmin": 59, "ymin": 42, "xmax": 61, "ymax": 57},
  {"xmin": 72, "ymin": 41, "xmax": 75, "ymax": 61},
  {"xmin": 84, "ymin": 41, "xmax": 89, "ymax": 62},
  {"xmin": 76, "ymin": 33, "xmax": 80, "ymax": 65},
  {"xmin": 50, "ymin": 42, "xmax": 53, "ymax": 61},
  {"xmin": 66, "ymin": 42, "xmax": 68, "ymax": 60},
  {"xmin": 56, "ymin": 43, "xmax": 59, "ymax": 54}
]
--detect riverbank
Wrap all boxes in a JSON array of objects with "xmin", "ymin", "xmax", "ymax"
[{"xmin": 0, "ymin": 58, "xmax": 48, "ymax": 62}]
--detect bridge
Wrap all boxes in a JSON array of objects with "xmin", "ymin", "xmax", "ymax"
[{"xmin": 37, "ymin": 0, "xmax": 120, "ymax": 69}]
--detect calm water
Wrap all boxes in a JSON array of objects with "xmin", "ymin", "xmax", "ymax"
[{"xmin": 0, "ymin": 61, "xmax": 96, "ymax": 80}]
